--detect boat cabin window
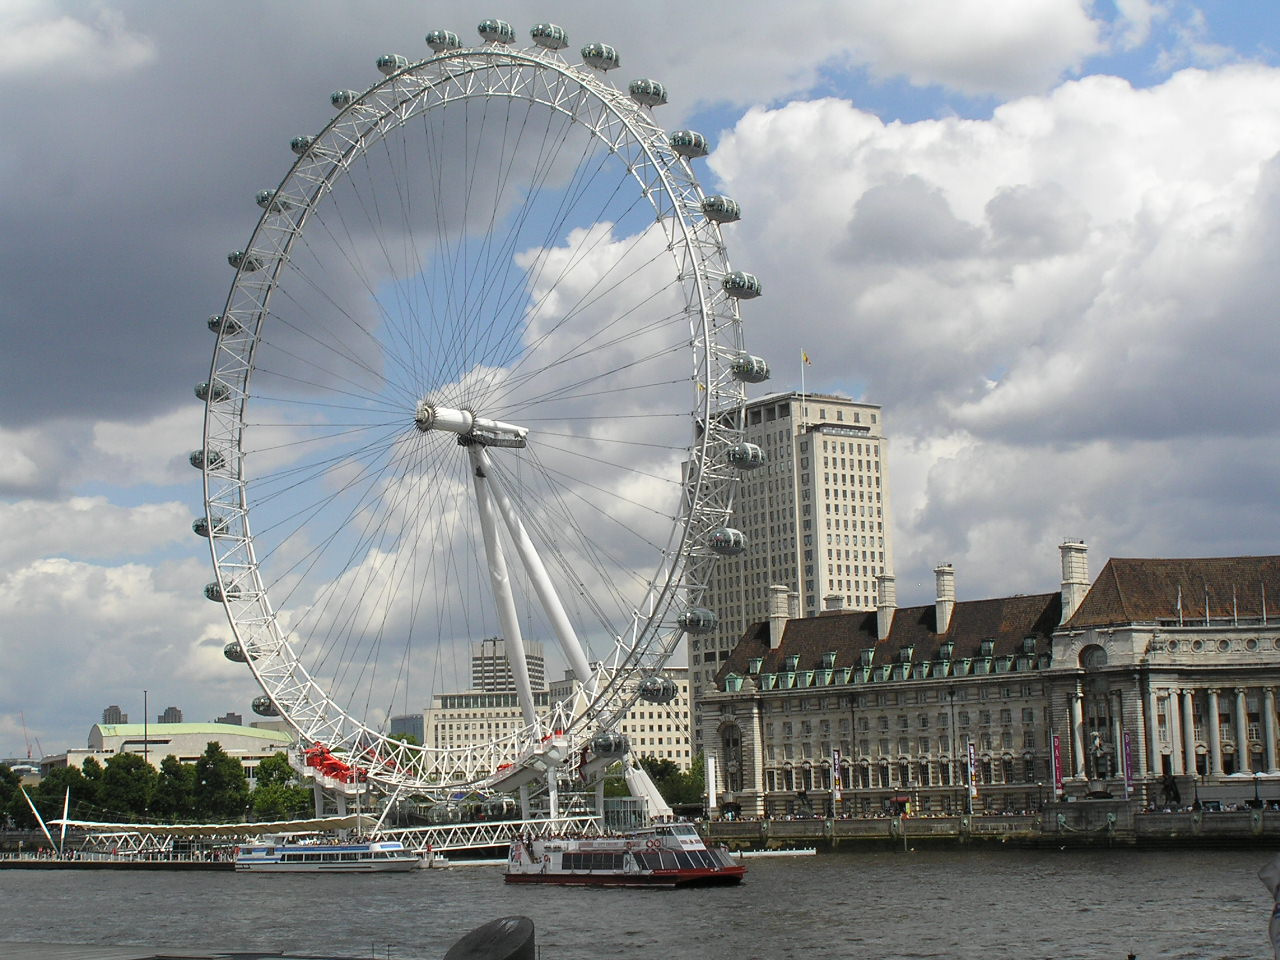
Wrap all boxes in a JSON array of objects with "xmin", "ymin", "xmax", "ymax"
[{"xmin": 670, "ymin": 824, "xmax": 699, "ymax": 837}]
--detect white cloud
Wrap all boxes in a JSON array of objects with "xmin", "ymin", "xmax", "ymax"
[
  {"xmin": 0, "ymin": 497, "xmax": 190, "ymax": 572},
  {"xmin": 0, "ymin": 2, "xmax": 154, "ymax": 78}
]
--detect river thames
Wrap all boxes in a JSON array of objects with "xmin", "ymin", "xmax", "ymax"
[{"xmin": 0, "ymin": 848, "xmax": 1269, "ymax": 959}]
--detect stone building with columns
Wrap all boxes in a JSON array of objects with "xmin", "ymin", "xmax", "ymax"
[{"xmin": 700, "ymin": 544, "xmax": 1280, "ymax": 817}]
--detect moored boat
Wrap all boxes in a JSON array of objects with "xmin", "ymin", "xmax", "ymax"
[
  {"xmin": 235, "ymin": 838, "xmax": 421, "ymax": 873},
  {"xmin": 504, "ymin": 821, "xmax": 745, "ymax": 887}
]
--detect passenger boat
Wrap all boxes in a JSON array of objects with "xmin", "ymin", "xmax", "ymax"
[
  {"xmin": 504, "ymin": 821, "xmax": 745, "ymax": 887},
  {"xmin": 234, "ymin": 838, "xmax": 421, "ymax": 872}
]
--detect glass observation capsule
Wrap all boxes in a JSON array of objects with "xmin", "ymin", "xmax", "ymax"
[
  {"xmin": 590, "ymin": 732, "xmax": 629, "ymax": 758},
  {"xmin": 709, "ymin": 527, "xmax": 748, "ymax": 556},
  {"xmin": 669, "ymin": 130, "xmax": 709, "ymax": 159},
  {"xmin": 290, "ymin": 135, "xmax": 314, "ymax": 155},
  {"xmin": 223, "ymin": 640, "xmax": 249, "ymax": 663},
  {"xmin": 207, "ymin": 314, "xmax": 241, "ymax": 335},
  {"xmin": 482, "ymin": 796, "xmax": 518, "ymax": 818},
  {"xmin": 426, "ymin": 29, "xmax": 462, "ymax": 52},
  {"xmin": 330, "ymin": 89, "xmax": 360, "ymax": 109},
  {"xmin": 730, "ymin": 353, "xmax": 770, "ymax": 383},
  {"xmin": 189, "ymin": 448, "xmax": 226, "ymax": 471},
  {"xmin": 678, "ymin": 607, "xmax": 719, "ymax": 635},
  {"xmin": 581, "ymin": 43, "xmax": 620, "ymax": 70},
  {"xmin": 191, "ymin": 515, "xmax": 228, "ymax": 538},
  {"xmin": 376, "ymin": 54, "xmax": 409, "ymax": 76},
  {"xmin": 628, "ymin": 78, "xmax": 667, "ymax": 107},
  {"xmin": 530, "ymin": 23, "xmax": 568, "ymax": 49},
  {"xmin": 204, "ymin": 580, "xmax": 240, "ymax": 603},
  {"xmin": 701, "ymin": 195, "xmax": 741, "ymax": 223},
  {"xmin": 227, "ymin": 250, "xmax": 263, "ymax": 272},
  {"xmin": 638, "ymin": 675, "xmax": 679, "ymax": 704},
  {"xmin": 428, "ymin": 802, "xmax": 462, "ymax": 824},
  {"xmin": 722, "ymin": 271, "xmax": 762, "ymax": 299},
  {"xmin": 254, "ymin": 189, "xmax": 290, "ymax": 212},
  {"xmin": 251, "ymin": 695, "xmax": 279, "ymax": 717},
  {"xmin": 478, "ymin": 19, "xmax": 515, "ymax": 44},
  {"xmin": 726, "ymin": 442, "xmax": 766, "ymax": 470},
  {"xmin": 194, "ymin": 380, "xmax": 230, "ymax": 403}
]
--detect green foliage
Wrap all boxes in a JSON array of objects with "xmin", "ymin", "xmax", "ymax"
[
  {"xmin": 194, "ymin": 741, "xmax": 250, "ymax": 821},
  {"xmin": 0, "ymin": 763, "xmax": 23, "ymax": 827},
  {"xmin": 639, "ymin": 753, "xmax": 705, "ymax": 806},
  {"xmin": 249, "ymin": 752, "xmax": 312, "ymax": 820},
  {"xmin": 151, "ymin": 755, "xmax": 196, "ymax": 821},
  {"xmin": 100, "ymin": 752, "xmax": 158, "ymax": 821},
  {"xmin": 389, "ymin": 732, "xmax": 421, "ymax": 746}
]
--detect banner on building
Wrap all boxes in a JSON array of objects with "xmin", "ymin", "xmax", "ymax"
[
  {"xmin": 1052, "ymin": 734, "xmax": 1063, "ymax": 795},
  {"xmin": 832, "ymin": 749, "xmax": 842, "ymax": 802},
  {"xmin": 1123, "ymin": 730, "xmax": 1133, "ymax": 799},
  {"xmin": 967, "ymin": 741, "xmax": 978, "ymax": 798}
]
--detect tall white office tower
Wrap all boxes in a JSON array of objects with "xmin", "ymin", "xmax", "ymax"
[{"xmin": 689, "ymin": 391, "xmax": 893, "ymax": 749}]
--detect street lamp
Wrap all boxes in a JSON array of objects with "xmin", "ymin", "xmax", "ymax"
[{"xmin": 1254, "ymin": 771, "xmax": 1263, "ymax": 809}]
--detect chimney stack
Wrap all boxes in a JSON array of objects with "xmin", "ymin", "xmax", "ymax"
[
  {"xmin": 824, "ymin": 593, "xmax": 845, "ymax": 612},
  {"xmin": 934, "ymin": 564, "xmax": 955, "ymax": 635},
  {"xmin": 876, "ymin": 574, "xmax": 897, "ymax": 640},
  {"xmin": 768, "ymin": 584, "xmax": 790, "ymax": 649},
  {"xmin": 1059, "ymin": 539, "xmax": 1089, "ymax": 624}
]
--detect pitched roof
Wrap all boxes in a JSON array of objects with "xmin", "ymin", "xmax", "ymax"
[
  {"xmin": 92, "ymin": 722, "xmax": 291, "ymax": 743},
  {"xmin": 1064, "ymin": 556, "xmax": 1280, "ymax": 628},
  {"xmin": 716, "ymin": 592, "xmax": 1060, "ymax": 682}
]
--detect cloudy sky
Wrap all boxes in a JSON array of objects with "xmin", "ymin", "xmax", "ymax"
[{"xmin": 3, "ymin": 0, "xmax": 1279, "ymax": 758}]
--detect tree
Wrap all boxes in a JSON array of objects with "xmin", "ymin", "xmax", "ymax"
[
  {"xmin": 151, "ymin": 755, "xmax": 196, "ymax": 821},
  {"xmin": 639, "ymin": 754, "xmax": 705, "ymax": 806},
  {"xmin": 249, "ymin": 752, "xmax": 312, "ymax": 820},
  {"xmin": 100, "ymin": 752, "xmax": 157, "ymax": 821},
  {"xmin": 193, "ymin": 742, "xmax": 249, "ymax": 821},
  {"xmin": 0, "ymin": 763, "xmax": 22, "ymax": 827}
]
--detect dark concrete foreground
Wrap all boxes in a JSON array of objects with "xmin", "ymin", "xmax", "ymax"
[{"xmin": 0, "ymin": 946, "xmax": 364, "ymax": 960}]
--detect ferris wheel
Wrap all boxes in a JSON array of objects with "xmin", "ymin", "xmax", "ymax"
[{"xmin": 193, "ymin": 19, "xmax": 770, "ymax": 800}]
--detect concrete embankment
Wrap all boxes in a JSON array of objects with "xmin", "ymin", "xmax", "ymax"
[{"xmin": 705, "ymin": 803, "xmax": 1280, "ymax": 851}]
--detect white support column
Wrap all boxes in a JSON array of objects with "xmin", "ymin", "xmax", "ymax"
[
  {"xmin": 1070, "ymin": 686, "xmax": 1087, "ymax": 779},
  {"xmin": 1266, "ymin": 688, "xmax": 1279, "ymax": 774},
  {"xmin": 1235, "ymin": 687, "xmax": 1251, "ymax": 774},
  {"xmin": 1168, "ymin": 689, "xmax": 1184, "ymax": 775},
  {"xmin": 1182, "ymin": 689, "xmax": 1197, "ymax": 776},
  {"xmin": 1207, "ymin": 688, "xmax": 1224, "ymax": 777},
  {"xmin": 473, "ymin": 446, "xmax": 593, "ymax": 689},
  {"xmin": 468, "ymin": 446, "xmax": 538, "ymax": 729},
  {"xmin": 1111, "ymin": 690, "xmax": 1125, "ymax": 781},
  {"xmin": 1145, "ymin": 684, "xmax": 1160, "ymax": 776}
]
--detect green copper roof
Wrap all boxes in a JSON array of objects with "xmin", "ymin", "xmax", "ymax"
[{"xmin": 94, "ymin": 722, "xmax": 291, "ymax": 743}]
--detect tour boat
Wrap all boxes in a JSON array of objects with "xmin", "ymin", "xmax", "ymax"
[
  {"xmin": 234, "ymin": 838, "xmax": 422, "ymax": 872},
  {"xmin": 504, "ymin": 821, "xmax": 745, "ymax": 887}
]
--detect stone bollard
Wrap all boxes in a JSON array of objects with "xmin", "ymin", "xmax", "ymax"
[{"xmin": 444, "ymin": 916, "xmax": 535, "ymax": 960}]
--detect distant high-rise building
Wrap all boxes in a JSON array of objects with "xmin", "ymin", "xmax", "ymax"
[
  {"xmin": 389, "ymin": 713, "xmax": 425, "ymax": 743},
  {"xmin": 472, "ymin": 637, "xmax": 546, "ymax": 692},
  {"xmin": 690, "ymin": 391, "xmax": 893, "ymax": 748},
  {"xmin": 215, "ymin": 712, "xmax": 243, "ymax": 726},
  {"xmin": 102, "ymin": 705, "xmax": 127, "ymax": 724},
  {"xmin": 158, "ymin": 706, "xmax": 183, "ymax": 724}
]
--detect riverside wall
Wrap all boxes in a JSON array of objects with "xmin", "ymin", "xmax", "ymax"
[{"xmin": 704, "ymin": 803, "xmax": 1280, "ymax": 850}]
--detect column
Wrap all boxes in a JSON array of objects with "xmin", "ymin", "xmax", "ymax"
[
  {"xmin": 1168, "ymin": 689, "xmax": 1184, "ymax": 775},
  {"xmin": 1181, "ymin": 689, "xmax": 1196, "ymax": 776},
  {"xmin": 1070, "ymin": 686, "xmax": 1086, "ymax": 779},
  {"xmin": 1145, "ymin": 684, "xmax": 1160, "ymax": 775},
  {"xmin": 1111, "ymin": 691, "xmax": 1125, "ymax": 781},
  {"xmin": 1207, "ymin": 688, "xmax": 1224, "ymax": 777},
  {"xmin": 1235, "ymin": 688, "xmax": 1251, "ymax": 774},
  {"xmin": 1266, "ymin": 688, "xmax": 1278, "ymax": 774}
]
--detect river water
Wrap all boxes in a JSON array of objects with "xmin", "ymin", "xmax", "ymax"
[{"xmin": 0, "ymin": 848, "xmax": 1271, "ymax": 960}]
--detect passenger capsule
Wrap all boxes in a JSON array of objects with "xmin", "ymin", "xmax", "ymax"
[
  {"xmin": 330, "ymin": 89, "xmax": 360, "ymax": 109},
  {"xmin": 290, "ymin": 135, "xmax": 314, "ymax": 155},
  {"xmin": 701, "ymin": 195, "xmax": 741, "ymax": 223},
  {"xmin": 204, "ymin": 580, "xmax": 241, "ymax": 603},
  {"xmin": 726, "ymin": 442, "xmax": 766, "ymax": 470},
  {"xmin": 669, "ymin": 130, "xmax": 708, "ymax": 159},
  {"xmin": 227, "ymin": 250, "xmax": 264, "ymax": 272},
  {"xmin": 477, "ymin": 19, "xmax": 515, "ymax": 44},
  {"xmin": 709, "ymin": 527, "xmax": 748, "ymax": 556},
  {"xmin": 207, "ymin": 314, "xmax": 237, "ymax": 336},
  {"xmin": 251, "ymin": 695, "xmax": 280, "ymax": 717},
  {"xmin": 426, "ymin": 30, "xmax": 462, "ymax": 52},
  {"xmin": 482, "ymin": 796, "xmax": 519, "ymax": 819},
  {"xmin": 427, "ymin": 802, "xmax": 461, "ymax": 824},
  {"xmin": 255, "ymin": 189, "xmax": 291, "ymax": 213},
  {"xmin": 195, "ymin": 380, "xmax": 230, "ymax": 403},
  {"xmin": 589, "ymin": 732, "xmax": 629, "ymax": 758},
  {"xmin": 722, "ymin": 271, "xmax": 762, "ymax": 299},
  {"xmin": 628, "ymin": 78, "xmax": 667, "ymax": 107},
  {"xmin": 678, "ymin": 608, "xmax": 719, "ymax": 635},
  {"xmin": 189, "ymin": 448, "xmax": 226, "ymax": 471},
  {"xmin": 192, "ymin": 515, "xmax": 228, "ymax": 538},
  {"xmin": 730, "ymin": 353, "xmax": 770, "ymax": 383},
  {"xmin": 530, "ymin": 23, "xmax": 568, "ymax": 49},
  {"xmin": 223, "ymin": 640, "xmax": 249, "ymax": 663},
  {"xmin": 376, "ymin": 54, "xmax": 409, "ymax": 76},
  {"xmin": 581, "ymin": 43, "xmax": 620, "ymax": 70},
  {"xmin": 638, "ymin": 675, "xmax": 678, "ymax": 704}
]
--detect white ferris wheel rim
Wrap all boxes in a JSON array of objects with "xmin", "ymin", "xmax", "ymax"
[{"xmin": 197, "ymin": 29, "xmax": 752, "ymax": 796}]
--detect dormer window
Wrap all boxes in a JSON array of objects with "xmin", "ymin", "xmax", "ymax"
[
  {"xmin": 784, "ymin": 655, "xmax": 800, "ymax": 671},
  {"xmin": 939, "ymin": 641, "xmax": 955, "ymax": 660},
  {"xmin": 748, "ymin": 657, "xmax": 764, "ymax": 675},
  {"xmin": 859, "ymin": 648, "xmax": 875, "ymax": 667},
  {"xmin": 1022, "ymin": 636, "xmax": 1037, "ymax": 654},
  {"xmin": 821, "ymin": 651, "xmax": 837, "ymax": 670},
  {"xmin": 980, "ymin": 638, "xmax": 995, "ymax": 658}
]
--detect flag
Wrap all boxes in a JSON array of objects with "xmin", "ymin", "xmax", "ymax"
[{"xmin": 802, "ymin": 350, "xmax": 812, "ymax": 366}]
